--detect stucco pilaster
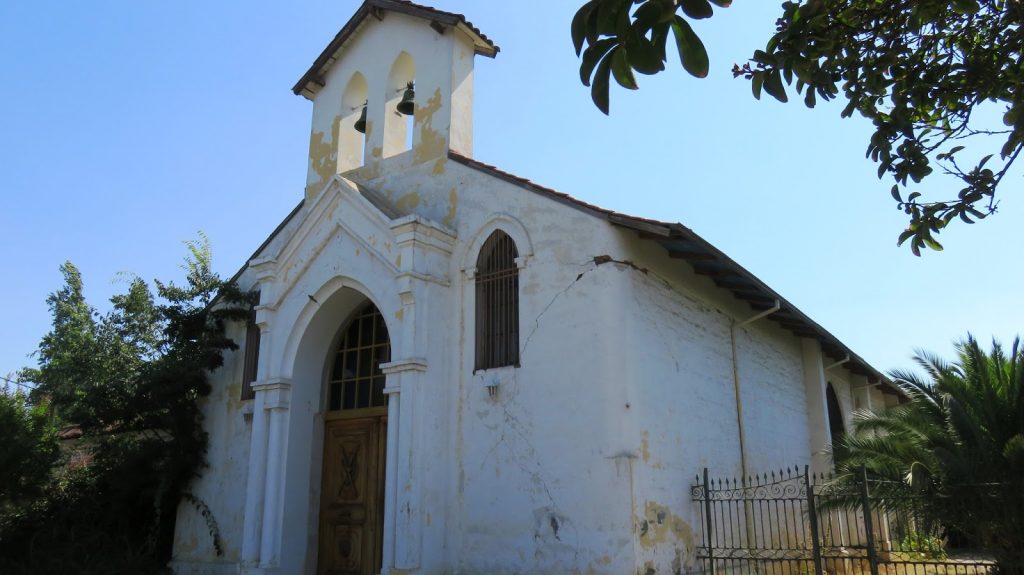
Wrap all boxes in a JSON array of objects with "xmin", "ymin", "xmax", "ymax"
[
  {"xmin": 241, "ymin": 378, "xmax": 292, "ymax": 569},
  {"xmin": 381, "ymin": 359, "xmax": 428, "ymax": 572},
  {"xmin": 801, "ymin": 339, "xmax": 831, "ymax": 473}
]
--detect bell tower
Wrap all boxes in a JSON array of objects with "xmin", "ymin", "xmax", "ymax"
[{"xmin": 293, "ymin": 0, "xmax": 498, "ymax": 200}]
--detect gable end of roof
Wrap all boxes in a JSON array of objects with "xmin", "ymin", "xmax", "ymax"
[{"xmin": 293, "ymin": 0, "xmax": 498, "ymax": 98}]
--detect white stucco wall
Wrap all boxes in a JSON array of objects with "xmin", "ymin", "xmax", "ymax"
[{"xmin": 171, "ymin": 318, "xmax": 254, "ymax": 572}]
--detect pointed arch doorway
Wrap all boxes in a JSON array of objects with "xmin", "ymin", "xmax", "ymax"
[{"xmin": 318, "ymin": 301, "xmax": 391, "ymax": 575}]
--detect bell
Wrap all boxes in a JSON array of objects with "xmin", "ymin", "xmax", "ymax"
[
  {"xmin": 353, "ymin": 103, "xmax": 367, "ymax": 134},
  {"xmin": 396, "ymin": 82, "xmax": 415, "ymax": 116}
]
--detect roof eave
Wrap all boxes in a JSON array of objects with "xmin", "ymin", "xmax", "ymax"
[
  {"xmin": 291, "ymin": 0, "xmax": 498, "ymax": 100},
  {"xmin": 446, "ymin": 151, "xmax": 898, "ymax": 397}
]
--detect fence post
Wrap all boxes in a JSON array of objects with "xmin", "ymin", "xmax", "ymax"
[
  {"xmin": 703, "ymin": 468, "xmax": 715, "ymax": 575},
  {"xmin": 804, "ymin": 466, "xmax": 823, "ymax": 575},
  {"xmin": 858, "ymin": 465, "xmax": 879, "ymax": 575}
]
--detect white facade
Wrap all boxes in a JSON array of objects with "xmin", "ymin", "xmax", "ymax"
[{"xmin": 170, "ymin": 3, "xmax": 896, "ymax": 574}]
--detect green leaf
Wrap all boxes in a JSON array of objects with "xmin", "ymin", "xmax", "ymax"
[
  {"xmin": 591, "ymin": 50, "xmax": 614, "ymax": 114},
  {"xmin": 571, "ymin": 2, "xmax": 597, "ymax": 55},
  {"xmin": 951, "ymin": 0, "xmax": 980, "ymax": 14},
  {"xmin": 611, "ymin": 47, "xmax": 639, "ymax": 89},
  {"xmin": 1002, "ymin": 105, "xmax": 1020, "ymax": 127},
  {"xmin": 897, "ymin": 229, "xmax": 915, "ymax": 246},
  {"xmin": 680, "ymin": 0, "xmax": 714, "ymax": 20},
  {"xmin": 671, "ymin": 15, "xmax": 709, "ymax": 78},
  {"xmin": 625, "ymin": 26, "xmax": 665, "ymax": 74},
  {"xmin": 922, "ymin": 235, "xmax": 944, "ymax": 251},
  {"xmin": 708, "ymin": 0, "xmax": 731, "ymax": 6},
  {"xmin": 751, "ymin": 71, "xmax": 764, "ymax": 100},
  {"xmin": 596, "ymin": 0, "xmax": 631, "ymax": 36},
  {"xmin": 580, "ymin": 38, "xmax": 616, "ymax": 86},
  {"xmin": 633, "ymin": 0, "xmax": 674, "ymax": 27},
  {"xmin": 763, "ymin": 69, "xmax": 788, "ymax": 103}
]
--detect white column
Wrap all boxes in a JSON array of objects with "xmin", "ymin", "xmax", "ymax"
[
  {"xmin": 801, "ymin": 338, "xmax": 831, "ymax": 473},
  {"xmin": 241, "ymin": 393, "xmax": 269, "ymax": 566},
  {"xmin": 380, "ymin": 359, "xmax": 427, "ymax": 573},
  {"xmin": 381, "ymin": 387, "xmax": 400, "ymax": 575},
  {"xmin": 253, "ymin": 378, "xmax": 291, "ymax": 568}
]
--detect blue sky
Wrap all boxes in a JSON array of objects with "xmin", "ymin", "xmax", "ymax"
[{"xmin": 1, "ymin": 0, "xmax": 1019, "ymax": 381}]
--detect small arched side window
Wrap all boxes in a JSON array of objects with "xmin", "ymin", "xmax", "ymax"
[
  {"xmin": 240, "ymin": 291, "xmax": 261, "ymax": 401},
  {"xmin": 826, "ymin": 382, "xmax": 845, "ymax": 444},
  {"xmin": 475, "ymin": 231, "xmax": 519, "ymax": 370}
]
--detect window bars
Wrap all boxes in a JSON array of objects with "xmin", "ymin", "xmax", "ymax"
[
  {"xmin": 475, "ymin": 231, "xmax": 520, "ymax": 371},
  {"xmin": 327, "ymin": 303, "xmax": 391, "ymax": 411}
]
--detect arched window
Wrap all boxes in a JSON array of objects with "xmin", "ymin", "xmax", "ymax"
[
  {"xmin": 327, "ymin": 302, "xmax": 391, "ymax": 411},
  {"xmin": 826, "ymin": 382, "xmax": 845, "ymax": 443},
  {"xmin": 475, "ymin": 231, "xmax": 520, "ymax": 370},
  {"xmin": 240, "ymin": 297, "xmax": 260, "ymax": 401}
]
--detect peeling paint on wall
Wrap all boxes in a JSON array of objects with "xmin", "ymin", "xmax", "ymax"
[
  {"xmin": 305, "ymin": 115, "xmax": 341, "ymax": 198},
  {"xmin": 414, "ymin": 88, "xmax": 446, "ymax": 164},
  {"xmin": 636, "ymin": 502, "xmax": 695, "ymax": 553},
  {"xmin": 432, "ymin": 157, "xmax": 447, "ymax": 175},
  {"xmin": 396, "ymin": 191, "xmax": 422, "ymax": 213},
  {"xmin": 443, "ymin": 187, "xmax": 458, "ymax": 227}
]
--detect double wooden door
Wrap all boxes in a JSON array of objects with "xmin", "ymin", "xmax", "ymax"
[{"xmin": 318, "ymin": 413, "xmax": 386, "ymax": 575}]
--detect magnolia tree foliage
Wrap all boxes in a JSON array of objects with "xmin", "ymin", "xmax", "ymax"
[
  {"xmin": 2, "ymin": 236, "xmax": 251, "ymax": 574},
  {"xmin": 573, "ymin": 0, "xmax": 1023, "ymax": 254}
]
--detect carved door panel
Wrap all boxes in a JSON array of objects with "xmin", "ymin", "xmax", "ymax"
[{"xmin": 318, "ymin": 415, "xmax": 386, "ymax": 575}]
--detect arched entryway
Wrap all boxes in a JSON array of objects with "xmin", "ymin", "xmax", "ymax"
[{"xmin": 318, "ymin": 301, "xmax": 391, "ymax": 575}]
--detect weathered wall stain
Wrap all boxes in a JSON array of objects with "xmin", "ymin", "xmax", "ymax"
[
  {"xmin": 443, "ymin": 187, "xmax": 458, "ymax": 227},
  {"xmin": 395, "ymin": 191, "xmax": 422, "ymax": 213},
  {"xmin": 305, "ymin": 115, "xmax": 341, "ymax": 198},
  {"xmin": 414, "ymin": 88, "xmax": 445, "ymax": 164},
  {"xmin": 432, "ymin": 156, "xmax": 447, "ymax": 175},
  {"xmin": 636, "ymin": 502, "xmax": 695, "ymax": 553}
]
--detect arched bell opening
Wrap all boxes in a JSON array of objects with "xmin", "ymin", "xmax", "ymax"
[
  {"xmin": 383, "ymin": 51, "xmax": 416, "ymax": 158},
  {"xmin": 340, "ymin": 72, "xmax": 369, "ymax": 171},
  {"xmin": 317, "ymin": 300, "xmax": 391, "ymax": 575}
]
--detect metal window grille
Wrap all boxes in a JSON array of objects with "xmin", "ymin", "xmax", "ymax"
[
  {"xmin": 475, "ymin": 231, "xmax": 519, "ymax": 370},
  {"xmin": 240, "ymin": 303, "xmax": 260, "ymax": 401},
  {"xmin": 327, "ymin": 303, "xmax": 391, "ymax": 411}
]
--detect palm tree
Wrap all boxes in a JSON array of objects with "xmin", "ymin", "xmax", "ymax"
[{"xmin": 832, "ymin": 335, "xmax": 1024, "ymax": 573}]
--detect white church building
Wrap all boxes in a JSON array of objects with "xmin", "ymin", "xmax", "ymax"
[{"xmin": 170, "ymin": 1, "xmax": 901, "ymax": 574}]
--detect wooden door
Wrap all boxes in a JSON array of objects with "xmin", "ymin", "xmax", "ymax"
[{"xmin": 318, "ymin": 414, "xmax": 386, "ymax": 575}]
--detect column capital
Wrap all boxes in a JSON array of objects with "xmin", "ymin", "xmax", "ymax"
[
  {"xmin": 252, "ymin": 377, "xmax": 291, "ymax": 410},
  {"xmin": 380, "ymin": 358, "xmax": 427, "ymax": 375},
  {"xmin": 381, "ymin": 359, "xmax": 427, "ymax": 395}
]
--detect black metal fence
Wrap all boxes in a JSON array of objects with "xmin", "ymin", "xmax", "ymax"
[{"xmin": 690, "ymin": 466, "xmax": 998, "ymax": 575}]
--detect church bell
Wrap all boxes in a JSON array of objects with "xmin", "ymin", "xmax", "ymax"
[
  {"xmin": 396, "ymin": 82, "xmax": 415, "ymax": 116},
  {"xmin": 354, "ymin": 103, "xmax": 367, "ymax": 134}
]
